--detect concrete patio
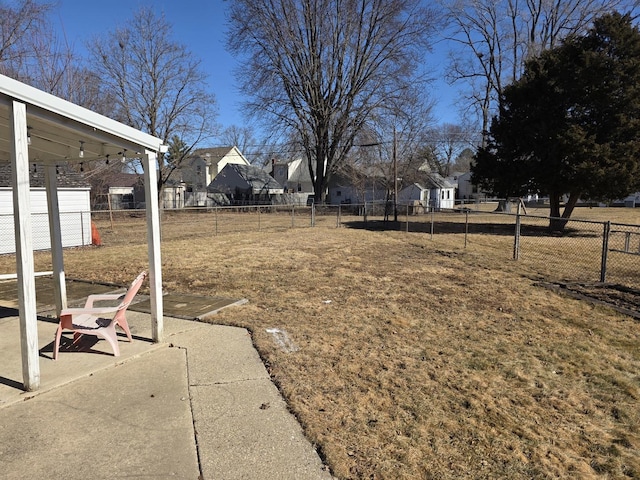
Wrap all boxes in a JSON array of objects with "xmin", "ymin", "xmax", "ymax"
[{"xmin": 0, "ymin": 281, "xmax": 333, "ymax": 479}]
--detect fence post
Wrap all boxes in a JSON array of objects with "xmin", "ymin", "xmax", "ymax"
[
  {"xmin": 291, "ymin": 204, "xmax": 295, "ymax": 228},
  {"xmin": 430, "ymin": 207, "xmax": 434, "ymax": 240},
  {"xmin": 215, "ymin": 205, "xmax": 218, "ymax": 236},
  {"xmin": 624, "ymin": 232, "xmax": 631, "ymax": 253},
  {"xmin": 311, "ymin": 203, "xmax": 315, "ymax": 227},
  {"xmin": 513, "ymin": 202, "xmax": 521, "ymax": 260},
  {"xmin": 363, "ymin": 201, "xmax": 367, "ymax": 224},
  {"xmin": 257, "ymin": 205, "xmax": 261, "ymax": 232},
  {"xmin": 464, "ymin": 209, "xmax": 469, "ymax": 249},
  {"xmin": 337, "ymin": 205, "xmax": 341, "ymax": 228},
  {"xmin": 80, "ymin": 211, "xmax": 85, "ymax": 246},
  {"xmin": 600, "ymin": 221, "xmax": 611, "ymax": 282},
  {"xmin": 406, "ymin": 204, "xmax": 409, "ymax": 233}
]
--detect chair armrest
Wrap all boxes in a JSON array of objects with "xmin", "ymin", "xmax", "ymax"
[
  {"xmin": 60, "ymin": 306, "xmax": 119, "ymax": 317},
  {"xmin": 84, "ymin": 293, "xmax": 124, "ymax": 308}
]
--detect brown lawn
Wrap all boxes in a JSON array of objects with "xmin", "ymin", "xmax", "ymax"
[{"xmin": 1, "ymin": 206, "xmax": 639, "ymax": 479}]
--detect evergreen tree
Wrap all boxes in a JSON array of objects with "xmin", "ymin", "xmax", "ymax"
[{"xmin": 473, "ymin": 12, "xmax": 640, "ymax": 231}]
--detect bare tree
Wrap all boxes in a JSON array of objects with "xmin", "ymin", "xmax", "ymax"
[
  {"xmin": 219, "ymin": 125, "xmax": 256, "ymax": 154},
  {"xmin": 0, "ymin": 0, "xmax": 52, "ymax": 66},
  {"xmin": 423, "ymin": 123, "xmax": 477, "ymax": 176},
  {"xmin": 3, "ymin": 19, "xmax": 110, "ymax": 114},
  {"xmin": 442, "ymin": 0, "xmax": 637, "ymax": 146},
  {"xmin": 227, "ymin": 0, "xmax": 439, "ymax": 202},
  {"xmin": 88, "ymin": 7, "xmax": 218, "ymax": 194}
]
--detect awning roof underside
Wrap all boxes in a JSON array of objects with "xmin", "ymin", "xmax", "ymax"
[{"xmin": 0, "ymin": 74, "xmax": 164, "ymax": 165}]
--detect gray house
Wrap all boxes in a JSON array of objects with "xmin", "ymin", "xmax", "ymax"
[
  {"xmin": 208, "ymin": 163, "xmax": 283, "ymax": 204},
  {"xmin": 179, "ymin": 146, "xmax": 250, "ymax": 192},
  {"xmin": 271, "ymin": 157, "xmax": 314, "ymax": 193}
]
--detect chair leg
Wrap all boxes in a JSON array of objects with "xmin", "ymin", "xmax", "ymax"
[
  {"xmin": 54, "ymin": 315, "xmax": 74, "ymax": 360},
  {"xmin": 53, "ymin": 325, "xmax": 63, "ymax": 361},
  {"xmin": 116, "ymin": 316, "xmax": 133, "ymax": 342},
  {"xmin": 99, "ymin": 324, "xmax": 121, "ymax": 357}
]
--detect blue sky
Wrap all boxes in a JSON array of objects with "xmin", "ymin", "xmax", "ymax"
[{"xmin": 53, "ymin": 0, "xmax": 459, "ymax": 137}]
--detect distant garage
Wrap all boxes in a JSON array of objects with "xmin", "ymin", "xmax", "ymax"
[{"xmin": 0, "ymin": 165, "xmax": 91, "ymax": 254}]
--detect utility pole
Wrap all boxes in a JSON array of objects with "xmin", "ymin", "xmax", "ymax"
[{"xmin": 393, "ymin": 127, "xmax": 398, "ymax": 222}]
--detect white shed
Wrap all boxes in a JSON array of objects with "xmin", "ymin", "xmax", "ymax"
[
  {"xmin": 0, "ymin": 166, "xmax": 91, "ymax": 254},
  {"xmin": 399, "ymin": 174, "xmax": 456, "ymax": 210}
]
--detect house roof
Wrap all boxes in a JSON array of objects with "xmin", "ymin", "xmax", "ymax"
[
  {"xmin": 98, "ymin": 172, "xmax": 143, "ymax": 188},
  {"xmin": 421, "ymin": 172, "xmax": 455, "ymax": 189},
  {"xmin": 0, "ymin": 164, "xmax": 90, "ymax": 188},
  {"xmin": 189, "ymin": 146, "xmax": 247, "ymax": 164},
  {"xmin": 208, "ymin": 163, "xmax": 282, "ymax": 193}
]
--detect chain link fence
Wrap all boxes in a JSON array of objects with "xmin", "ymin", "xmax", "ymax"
[
  {"xmin": 2, "ymin": 203, "xmax": 637, "ymax": 291},
  {"xmin": 0, "ymin": 211, "xmax": 91, "ymax": 254}
]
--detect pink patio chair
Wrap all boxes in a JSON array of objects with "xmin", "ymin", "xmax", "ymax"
[{"xmin": 53, "ymin": 271, "xmax": 147, "ymax": 360}]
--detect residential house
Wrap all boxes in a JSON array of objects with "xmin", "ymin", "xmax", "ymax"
[
  {"xmin": 91, "ymin": 172, "xmax": 144, "ymax": 210},
  {"xmin": 179, "ymin": 146, "xmax": 250, "ymax": 192},
  {"xmin": 398, "ymin": 173, "xmax": 456, "ymax": 210},
  {"xmin": 0, "ymin": 165, "xmax": 91, "ymax": 254},
  {"xmin": 271, "ymin": 158, "xmax": 314, "ymax": 193},
  {"xmin": 326, "ymin": 166, "xmax": 388, "ymax": 206},
  {"xmin": 208, "ymin": 163, "xmax": 284, "ymax": 204}
]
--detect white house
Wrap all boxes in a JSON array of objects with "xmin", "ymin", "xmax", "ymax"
[
  {"xmin": 179, "ymin": 146, "xmax": 250, "ymax": 192},
  {"xmin": 398, "ymin": 173, "xmax": 456, "ymax": 210},
  {"xmin": 0, "ymin": 165, "xmax": 91, "ymax": 254}
]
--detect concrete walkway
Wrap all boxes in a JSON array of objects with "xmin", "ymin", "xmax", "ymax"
[{"xmin": 0, "ymin": 308, "xmax": 334, "ymax": 479}]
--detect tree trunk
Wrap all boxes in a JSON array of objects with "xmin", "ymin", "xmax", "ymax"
[
  {"xmin": 548, "ymin": 192, "xmax": 567, "ymax": 233},
  {"xmin": 494, "ymin": 199, "xmax": 513, "ymax": 213},
  {"xmin": 548, "ymin": 191, "xmax": 581, "ymax": 233}
]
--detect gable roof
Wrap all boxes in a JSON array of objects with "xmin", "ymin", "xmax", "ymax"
[
  {"xmin": 0, "ymin": 164, "xmax": 90, "ymax": 188},
  {"xmin": 208, "ymin": 163, "xmax": 282, "ymax": 194},
  {"xmin": 421, "ymin": 172, "xmax": 456, "ymax": 189},
  {"xmin": 189, "ymin": 146, "xmax": 248, "ymax": 165},
  {"xmin": 98, "ymin": 172, "xmax": 142, "ymax": 188}
]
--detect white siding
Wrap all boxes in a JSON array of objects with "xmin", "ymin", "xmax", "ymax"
[{"xmin": 0, "ymin": 188, "xmax": 91, "ymax": 254}]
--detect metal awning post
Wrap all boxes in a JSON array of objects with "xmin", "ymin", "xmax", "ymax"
[
  {"xmin": 10, "ymin": 100, "xmax": 40, "ymax": 391},
  {"xmin": 45, "ymin": 164, "xmax": 67, "ymax": 315},
  {"xmin": 144, "ymin": 150, "xmax": 164, "ymax": 342}
]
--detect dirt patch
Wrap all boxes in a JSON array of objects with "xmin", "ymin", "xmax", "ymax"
[{"xmin": 540, "ymin": 282, "xmax": 640, "ymax": 320}]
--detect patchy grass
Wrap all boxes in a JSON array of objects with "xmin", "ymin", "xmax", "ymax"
[{"xmin": 1, "ymin": 207, "xmax": 639, "ymax": 479}]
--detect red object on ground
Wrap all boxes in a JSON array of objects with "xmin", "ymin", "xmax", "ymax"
[{"xmin": 91, "ymin": 221, "xmax": 102, "ymax": 246}]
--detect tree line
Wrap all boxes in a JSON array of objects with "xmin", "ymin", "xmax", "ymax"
[{"xmin": 2, "ymin": 0, "xmax": 639, "ymax": 226}]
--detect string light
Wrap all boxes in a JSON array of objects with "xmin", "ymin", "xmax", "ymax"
[{"xmin": 79, "ymin": 141, "xmax": 85, "ymax": 158}]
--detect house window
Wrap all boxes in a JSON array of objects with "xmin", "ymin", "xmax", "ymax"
[
  {"xmin": 337, "ymin": 190, "xmax": 342, "ymax": 197},
  {"xmin": 196, "ymin": 165, "xmax": 202, "ymax": 173},
  {"xmin": 447, "ymin": 190, "xmax": 450, "ymax": 199},
  {"xmin": 441, "ymin": 191, "xmax": 445, "ymax": 200}
]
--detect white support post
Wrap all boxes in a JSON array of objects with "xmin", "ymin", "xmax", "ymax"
[
  {"xmin": 143, "ymin": 150, "xmax": 163, "ymax": 342},
  {"xmin": 44, "ymin": 164, "xmax": 67, "ymax": 315},
  {"xmin": 10, "ymin": 100, "xmax": 40, "ymax": 391}
]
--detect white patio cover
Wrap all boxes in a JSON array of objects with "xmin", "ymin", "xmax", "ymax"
[{"xmin": 0, "ymin": 74, "xmax": 167, "ymax": 391}]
